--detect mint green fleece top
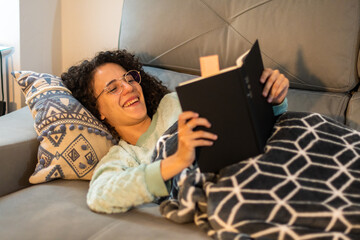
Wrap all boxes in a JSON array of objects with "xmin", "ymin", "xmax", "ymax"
[
  {"xmin": 87, "ymin": 92, "xmax": 181, "ymax": 213},
  {"xmin": 87, "ymin": 92, "xmax": 288, "ymax": 214}
]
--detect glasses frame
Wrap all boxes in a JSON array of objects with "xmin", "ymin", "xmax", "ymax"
[{"xmin": 95, "ymin": 70, "xmax": 141, "ymax": 100}]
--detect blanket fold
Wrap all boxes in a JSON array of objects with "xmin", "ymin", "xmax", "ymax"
[{"xmin": 156, "ymin": 112, "xmax": 360, "ymax": 240}]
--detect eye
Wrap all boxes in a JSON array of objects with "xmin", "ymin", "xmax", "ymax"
[
  {"xmin": 105, "ymin": 80, "xmax": 122, "ymax": 94},
  {"xmin": 125, "ymin": 75, "xmax": 136, "ymax": 84},
  {"xmin": 108, "ymin": 86, "xmax": 118, "ymax": 93},
  {"xmin": 106, "ymin": 83, "xmax": 118, "ymax": 93},
  {"xmin": 128, "ymin": 79, "xmax": 136, "ymax": 84}
]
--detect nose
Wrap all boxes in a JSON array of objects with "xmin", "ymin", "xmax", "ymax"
[{"xmin": 120, "ymin": 79, "xmax": 134, "ymax": 94}]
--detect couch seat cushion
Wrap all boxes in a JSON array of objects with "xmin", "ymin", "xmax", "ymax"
[{"xmin": 0, "ymin": 180, "xmax": 208, "ymax": 239}]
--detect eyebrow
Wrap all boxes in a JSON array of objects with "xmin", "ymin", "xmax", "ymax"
[
  {"xmin": 105, "ymin": 73, "xmax": 127, "ymax": 87},
  {"xmin": 105, "ymin": 79, "xmax": 117, "ymax": 87}
]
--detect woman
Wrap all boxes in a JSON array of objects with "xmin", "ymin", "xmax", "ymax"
[{"xmin": 61, "ymin": 49, "xmax": 289, "ymax": 214}]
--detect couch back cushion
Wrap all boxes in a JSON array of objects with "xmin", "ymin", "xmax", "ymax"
[{"xmin": 119, "ymin": 0, "xmax": 360, "ymax": 92}]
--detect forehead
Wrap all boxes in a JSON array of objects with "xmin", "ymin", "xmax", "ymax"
[
  {"xmin": 93, "ymin": 63, "xmax": 127, "ymax": 88},
  {"xmin": 94, "ymin": 63, "xmax": 127, "ymax": 80}
]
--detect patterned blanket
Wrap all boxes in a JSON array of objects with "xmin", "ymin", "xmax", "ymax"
[{"xmin": 152, "ymin": 112, "xmax": 360, "ymax": 240}]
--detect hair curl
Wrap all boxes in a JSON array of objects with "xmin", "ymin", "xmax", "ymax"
[{"xmin": 61, "ymin": 49, "xmax": 170, "ymax": 140}]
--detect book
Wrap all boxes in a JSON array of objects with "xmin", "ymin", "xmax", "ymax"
[{"xmin": 175, "ymin": 40, "xmax": 276, "ymax": 173}]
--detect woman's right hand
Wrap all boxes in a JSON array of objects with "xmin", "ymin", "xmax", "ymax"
[
  {"xmin": 176, "ymin": 111, "xmax": 218, "ymax": 167},
  {"xmin": 160, "ymin": 111, "xmax": 218, "ymax": 181}
]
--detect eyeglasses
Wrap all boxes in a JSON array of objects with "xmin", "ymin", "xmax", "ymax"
[{"xmin": 95, "ymin": 70, "xmax": 141, "ymax": 100}]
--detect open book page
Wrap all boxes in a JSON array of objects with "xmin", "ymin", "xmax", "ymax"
[
  {"xmin": 236, "ymin": 49, "xmax": 250, "ymax": 67},
  {"xmin": 179, "ymin": 49, "xmax": 250, "ymax": 86}
]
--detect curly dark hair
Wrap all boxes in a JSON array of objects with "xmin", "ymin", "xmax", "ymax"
[{"xmin": 61, "ymin": 49, "xmax": 170, "ymax": 140}]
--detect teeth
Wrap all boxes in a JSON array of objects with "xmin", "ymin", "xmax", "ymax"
[{"xmin": 124, "ymin": 98, "xmax": 139, "ymax": 107}]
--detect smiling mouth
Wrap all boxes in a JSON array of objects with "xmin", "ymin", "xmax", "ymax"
[{"xmin": 123, "ymin": 97, "xmax": 139, "ymax": 107}]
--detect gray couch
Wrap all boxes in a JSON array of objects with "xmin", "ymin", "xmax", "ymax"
[{"xmin": 0, "ymin": 1, "xmax": 359, "ymax": 239}]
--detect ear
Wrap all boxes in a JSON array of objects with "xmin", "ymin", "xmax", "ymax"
[{"xmin": 100, "ymin": 113, "xmax": 106, "ymax": 121}]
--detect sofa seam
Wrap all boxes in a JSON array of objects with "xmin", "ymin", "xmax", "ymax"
[
  {"xmin": 337, "ymin": 94, "xmax": 351, "ymax": 124},
  {"xmin": 0, "ymin": 138, "xmax": 38, "ymax": 150},
  {"xmin": 345, "ymin": 92, "xmax": 360, "ymax": 126},
  {"xmin": 346, "ymin": 0, "xmax": 360, "ymax": 92},
  {"xmin": 288, "ymin": 89, "xmax": 349, "ymax": 98},
  {"xmin": 147, "ymin": 25, "xmax": 224, "ymax": 65},
  {"xmin": 86, "ymin": 220, "xmax": 125, "ymax": 240},
  {"xmin": 346, "ymin": 96, "xmax": 353, "ymax": 126}
]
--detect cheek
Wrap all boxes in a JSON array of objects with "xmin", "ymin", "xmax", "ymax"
[
  {"xmin": 137, "ymin": 86, "xmax": 145, "ymax": 101},
  {"xmin": 97, "ymin": 104, "xmax": 108, "ymax": 120},
  {"xmin": 98, "ymin": 96, "xmax": 120, "ymax": 117}
]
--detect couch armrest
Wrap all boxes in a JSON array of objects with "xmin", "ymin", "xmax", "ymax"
[{"xmin": 0, "ymin": 107, "xmax": 38, "ymax": 197}]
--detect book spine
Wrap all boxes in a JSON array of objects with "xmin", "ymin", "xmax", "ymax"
[{"xmin": 239, "ymin": 68, "xmax": 262, "ymax": 152}]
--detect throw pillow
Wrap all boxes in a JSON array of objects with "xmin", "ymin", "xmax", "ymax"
[{"xmin": 13, "ymin": 71, "xmax": 115, "ymax": 184}]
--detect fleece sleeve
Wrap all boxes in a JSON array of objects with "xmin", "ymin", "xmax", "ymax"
[
  {"xmin": 272, "ymin": 97, "xmax": 288, "ymax": 116},
  {"xmin": 87, "ymin": 154, "xmax": 168, "ymax": 214}
]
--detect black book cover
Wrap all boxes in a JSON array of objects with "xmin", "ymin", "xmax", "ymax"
[{"xmin": 175, "ymin": 40, "xmax": 275, "ymax": 173}]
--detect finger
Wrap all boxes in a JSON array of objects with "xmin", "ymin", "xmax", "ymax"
[
  {"xmin": 185, "ymin": 117, "xmax": 212, "ymax": 130},
  {"xmin": 260, "ymin": 68, "xmax": 273, "ymax": 84},
  {"xmin": 273, "ymin": 89, "xmax": 286, "ymax": 104},
  {"xmin": 272, "ymin": 83, "xmax": 288, "ymax": 104},
  {"xmin": 178, "ymin": 111, "xmax": 199, "ymax": 128},
  {"xmin": 268, "ymin": 74, "xmax": 285, "ymax": 103},
  {"xmin": 192, "ymin": 139, "xmax": 215, "ymax": 147},
  {"xmin": 192, "ymin": 130, "xmax": 218, "ymax": 141},
  {"xmin": 179, "ymin": 129, "xmax": 217, "ymax": 148},
  {"xmin": 180, "ymin": 138, "xmax": 215, "ymax": 148},
  {"xmin": 262, "ymin": 70, "xmax": 280, "ymax": 98},
  {"xmin": 272, "ymin": 77, "xmax": 289, "ymax": 104}
]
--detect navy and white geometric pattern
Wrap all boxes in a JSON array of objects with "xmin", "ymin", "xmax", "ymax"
[
  {"xmin": 13, "ymin": 71, "xmax": 115, "ymax": 184},
  {"xmin": 159, "ymin": 112, "xmax": 360, "ymax": 240},
  {"xmin": 151, "ymin": 122, "xmax": 198, "ymax": 202}
]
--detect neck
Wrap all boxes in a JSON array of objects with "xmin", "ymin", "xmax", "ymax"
[{"xmin": 115, "ymin": 116, "xmax": 152, "ymax": 145}]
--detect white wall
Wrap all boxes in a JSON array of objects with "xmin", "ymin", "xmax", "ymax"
[
  {"xmin": 0, "ymin": 0, "xmax": 123, "ymax": 113},
  {"xmin": 20, "ymin": 0, "xmax": 62, "ymax": 75},
  {"xmin": 61, "ymin": 0, "xmax": 123, "ymax": 72},
  {"xmin": 0, "ymin": 0, "xmax": 21, "ymax": 112}
]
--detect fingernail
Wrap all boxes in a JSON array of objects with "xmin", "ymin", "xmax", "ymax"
[{"xmin": 268, "ymin": 97, "xmax": 273, "ymax": 103}]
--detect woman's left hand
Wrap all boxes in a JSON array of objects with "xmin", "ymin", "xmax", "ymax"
[{"xmin": 260, "ymin": 68, "xmax": 289, "ymax": 105}]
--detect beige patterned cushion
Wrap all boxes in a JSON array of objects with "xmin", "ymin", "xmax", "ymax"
[{"xmin": 13, "ymin": 71, "xmax": 115, "ymax": 184}]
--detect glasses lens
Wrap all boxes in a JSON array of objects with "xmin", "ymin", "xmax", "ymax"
[
  {"xmin": 104, "ymin": 71, "xmax": 141, "ymax": 96},
  {"xmin": 106, "ymin": 80, "xmax": 122, "ymax": 95},
  {"xmin": 126, "ymin": 70, "xmax": 141, "ymax": 84}
]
